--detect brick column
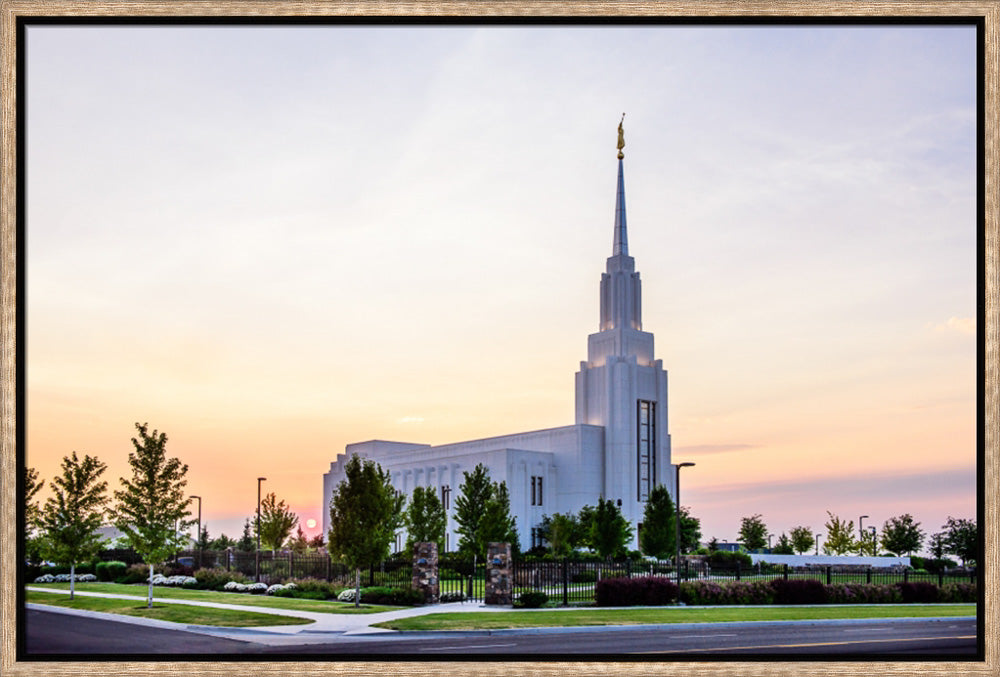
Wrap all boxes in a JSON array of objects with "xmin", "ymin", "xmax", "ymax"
[
  {"xmin": 411, "ymin": 541, "xmax": 439, "ymax": 604},
  {"xmin": 485, "ymin": 542, "xmax": 512, "ymax": 605}
]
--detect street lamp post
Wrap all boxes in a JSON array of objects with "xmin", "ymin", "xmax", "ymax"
[
  {"xmin": 674, "ymin": 462, "xmax": 695, "ymax": 605},
  {"xmin": 816, "ymin": 534, "xmax": 823, "ymax": 556},
  {"xmin": 256, "ymin": 477, "xmax": 266, "ymax": 582},
  {"xmin": 869, "ymin": 526, "xmax": 877, "ymax": 557},
  {"xmin": 190, "ymin": 495, "xmax": 202, "ymax": 570},
  {"xmin": 859, "ymin": 515, "xmax": 869, "ymax": 556}
]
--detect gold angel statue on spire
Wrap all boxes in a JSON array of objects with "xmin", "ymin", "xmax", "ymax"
[{"xmin": 617, "ymin": 113, "xmax": 625, "ymax": 159}]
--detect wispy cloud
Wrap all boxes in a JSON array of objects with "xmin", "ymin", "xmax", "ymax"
[{"xmin": 396, "ymin": 416, "xmax": 425, "ymax": 425}]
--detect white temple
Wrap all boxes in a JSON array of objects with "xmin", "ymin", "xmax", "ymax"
[{"xmin": 323, "ymin": 123, "xmax": 674, "ymax": 551}]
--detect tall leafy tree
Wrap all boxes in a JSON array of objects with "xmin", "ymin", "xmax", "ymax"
[
  {"xmin": 196, "ymin": 526, "xmax": 211, "ymax": 552},
  {"xmin": 453, "ymin": 464, "xmax": 494, "ymax": 559},
  {"xmin": 639, "ymin": 485, "xmax": 675, "ymax": 559},
  {"xmin": 405, "ymin": 485, "xmax": 447, "ymax": 555},
  {"xmin": 789, "ymin": 526, "xmax": 815, "ymax": 555},
  {"xmin": 822, "ymin": 511, "xmax": 856, "ymax": 555},
  {"xmin": 480, "ymin": 480, "xmax": 519, "ymax": 556},
  {"xmin": 327, "ymin": 454, "xmax": 405, "ymax": 607},
  {"xmin": 738, "ymin": 514, "xmax": 769, "ymax": 552},
  {"xmin": 941, "ymin": 517, "xmax": 978, "ymax": 566},
  {"xmin": 39, "ymin": 452, "xmax": 109, "ymax": 599},
  {"xmin": 577, "ymin": 504, "xmax": 597, "ymax": 550},
  {"xmin": 258, "ymin": 492, "xmax": 299, "ymax": 552},
  {"xmin": 880, "ymin": 514, "xmax": 924, "ymax": 557},
  {"xmin": 678, "ymin": 506, "xmax": 702, "ymax": 554},
  {"xmin": 590, "ymin": 497, "xmax": 632, "ymax": 559},
  {"xmin": 928, "ymin": 531, "xmax": 947, "ymax": 559},
  {"xmin": 543, "ymin": 513, "xmax": 582, "ymax": 556},
  {"xmin": 308, "ymin": 533, "xmax": 325, "ymax": 550},
  {"xmin": 25, "ymin": 466, "xmax": 46, "ymax": 565},
  {"xmin": 112, "ymin": 422, "xmax": 192, "ymax": 608}
]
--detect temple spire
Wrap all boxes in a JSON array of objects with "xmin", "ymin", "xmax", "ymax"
[{"xmin": 613, "ymin": 114, "xmax": 628, "ymax": 256}]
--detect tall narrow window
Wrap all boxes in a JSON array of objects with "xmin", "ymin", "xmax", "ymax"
[
  {"xmin": 637, "ymin": 400, "xmax": 656, "ymax": 501},
  {"xmin": 530, "ymin": 476, "xmax": 544, "ymax": 506}
]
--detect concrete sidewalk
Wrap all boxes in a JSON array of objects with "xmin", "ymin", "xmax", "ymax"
[{"xmin": 25, "ymin": 586, "xmax": 511, "ymax": 645}]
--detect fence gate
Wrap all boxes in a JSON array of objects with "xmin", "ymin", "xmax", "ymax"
[{"xmin": 438, "ymin": 554, "xmax": 485, "ymax": 603}]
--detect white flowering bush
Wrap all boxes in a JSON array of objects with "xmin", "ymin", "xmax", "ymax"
[
  {"xmin": 151, "ymin": 574, "xmax": 169, "ymax": 586},
  {"xmin": 224, "ymin": 581, "xmax": 248, "ymax": 592},
  {"xmin": 337, "ymin": 588, "xmax": 358, "ymax": 602},
  {"xmin": 77, "ymin": 574, "xmax": 97, "ymax": 582},
  {"xmin": 33, "ymin": 574, "xmax": 55, "ymax": 583},
  {"xmin": 266, "ymin": 584, "xmax": 286, "ymax": 595},
  {"xmin": 160, "ymin": 575, "xmax": 197, "ymax": 587},
  {"xmin": 246, "ymin": 582, "xmax": 268, "ymax": 594},
  {"xmin": 35, "ymin": 572, "xmax": 98, "ymax": 583}
]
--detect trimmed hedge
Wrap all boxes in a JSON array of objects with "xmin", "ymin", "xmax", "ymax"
[
  {"xmin": 596, "ymin": 576, "xmax": 978, "ymax": 607},
  {"xmin": 95, "ymin": 561, "xmax": 128, "ymax": 582},
  {"xmin": 515, "ymin": 591, "xmax": 549, "ymax": 608}
]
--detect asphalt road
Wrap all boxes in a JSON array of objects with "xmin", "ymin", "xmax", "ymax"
[
  {"xmin": 259, "ymin": 618, "xmax": 979, "ymax": 657},
  {"xmin": 23, "ymin": 609, "xmax": 978, "ymax": 658}
]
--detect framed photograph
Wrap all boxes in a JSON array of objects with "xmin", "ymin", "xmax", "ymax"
[{"xmin": 2, "ymin": 2, "xmax": 995, "ymax": 675}]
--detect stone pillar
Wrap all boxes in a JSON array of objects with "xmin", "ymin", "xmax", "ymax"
[
  {"xmin": 485, "ymin": 542, "xmax": 512, "ymax": 605},
  {"xmin": 411, "ymin": 541, "xmax": 439, "ymax": 604}
]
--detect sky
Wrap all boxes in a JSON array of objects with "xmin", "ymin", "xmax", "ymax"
[{"xmin": 24, "ymin": 24, "xmax": 978, "ymax": 554}]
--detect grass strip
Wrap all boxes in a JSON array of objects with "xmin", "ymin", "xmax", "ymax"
[
  {"xmin": 27, "ymin": 590, "xmax": 313, "ymax": 627},
  {"xmin": 29, "ymin": 582, "xmax": 403, "ymax": 614},
  {"xmin": 373, "ymin": 604, "xmax": 976, "ymax": 631}
]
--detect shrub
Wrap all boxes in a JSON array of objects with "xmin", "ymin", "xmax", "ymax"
[
  {"xmin": 439, "ymin": 591, "xmax": 466, "ymax": 603},
  {"xmin": 163, "ymin": 562, "xmax": 195, "ymax": 578},
  {"xmin": 595, "ymin": 576, "xmax": 678, "ymax": 606},
  {"xmin": 923, "ymin": 558, "xmax": 958, "ymax": 574},
  {"xmin": 514, "ymin": 591, "xmax": 549, "ymax": 608},
  {"xmin": 824, "ymin": 583, "xmax": 901, "ymax": 604},
  {"xmin": 193, "ymin": 567, "xmax": 248, "ymax": 591},
  {"xmin": 96, "ymin": 561, "xmax": 128, "ymax": 582},
  {"xmin": 706, "ymin": 551, "xmax": 752, "ymax": 568},
  {"xmin": 770, "ymin": 578, "xmax": 826, "ymax": 604},
  {"xmin": 224, "ymin": 581, "xmax": 249, "ymax": 593},
  {"xmin": 33, "ymin": 574, "xmax": 55, "ymax": 583},
  {"xmin": 680, "ymin": 580, "xmax": 774, "ymax": 606},
  {"xmin": 246, "ymin": 582, "xmax": 268, "ymax": 594},
  {"xmin": 570, "ymin": 570, "xmax": 597, "ymax": 583},
  {"xmin": 939, "ymin": 582, "xmax": 977, "ymax": 603},
  {"xmin": 896, "ymin": 582, "xmax": 940, "ymax": 603}
]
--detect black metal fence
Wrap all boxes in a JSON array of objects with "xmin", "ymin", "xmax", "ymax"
[{"xmin": 511, "ymin": 558, "xmax": 978, "ymax": 606}]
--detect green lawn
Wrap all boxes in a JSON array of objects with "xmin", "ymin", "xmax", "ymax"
[
  {"xmin": 28, "ymin": 582, "xmax": 403, "ymax": 614},
  {"xmin": 26, "ymin": 590, "xmax": 313, "ymax": 627},
  {"xmin": 373, "ymin": 604, "xmax": 976, "ymax": 631}
]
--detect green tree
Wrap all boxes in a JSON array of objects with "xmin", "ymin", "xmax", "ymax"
[
  {"xmin": 928, "ymin": 531, "xmax": 946, "ymax": 559},
  {"xmin": 288, "ymin": 525, "xmax": 309, "ymax": 555},
  {"xmin": 638, "ymin": 485, "xmax": 675, "ymax": 559},
  {"xmin": 707, "ymin": 537, "xmax": 719, "ymax": 552},
  {"xmin": 196, "ymin": 525, "xmax": 211, "ymax": 552},
  {"xmin": 453, "ymin": 464, "xmax": 493, "ymax": 559},
  {"xmin": 258, "ymin": 492, "xmax": 299, "ymax": 552},
  {"xmin": 544, "ymin": 513, "xmax": 582, "ymax": 556},
  {"xmin": 25, "ymin": 466, "xmax": 46, "ymax": 565},
  {"xmin": 772, "ymin": 533, "xmax": 795, "ymax": 555},
  {"xmin": 327, "ymin": 454, "xmax": 405, "ymax": 607},
  {"xmin": 941, "ymin": 517, "xmax": 978, "ymax": 566},
  {"xmin": 880, "ymin": 514, "xmax": 924, "ymax": 557},
  {"xmin": 38, "ymin": 452, "xmax": 109, "ymax": 599},
  {"xmin": 678, "ymin": 506, "xmax": 702, "ymax": 554},
  {"xmin": 857, "ymin": 528, "xmax": 878, "ymax": 556},
  {"xmin": 822, "ymin": 511, "xmax": 856, "ymax": 555},
  {"xmin": 236, "ymin": 518, "xmax": 256, "ymax": 552},
  {"xmin": 788, "ymin": 526, "xmax": 815, "ymax": 555},
  {"xmin": 738, "ymin": 514, "xmax": 769, "ymax": 552},
  {"xmin": 577, "ymin": 504, "xmax": 597, "ymax": 550},
  {"xmin": 405, "ymin": 485, "xmax": 447, "ymax": 555},
  {"xmin": 208, "ymin": 533, "xmax": 236, "ymax": 550},
  {"xmin": 112, "ymin": 422, "xmax": 192, "ymax": 608},
  {"xmin": 308, "ymin": 533, "xmax": 325, "ymax": 550},
  {"xmin": 480, "ymin": 480, "xmax": 519, "ymax": 556},
  {"xmin": 590, "ymin": 497, "xmax": 632, "ymax": 559}
]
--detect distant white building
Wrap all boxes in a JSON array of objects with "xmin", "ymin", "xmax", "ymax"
[{"xmin": 323, "ymin": 130, "xmax": 675, "ymax": 551}]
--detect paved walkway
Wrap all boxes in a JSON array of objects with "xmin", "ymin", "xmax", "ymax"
[{"xmin": 25, "ymin": 586, "xmax": 513, "ymax": 646}]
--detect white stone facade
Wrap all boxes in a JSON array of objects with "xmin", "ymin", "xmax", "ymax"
[{"xmin": 323, "ymin": 150, "xmax": 673, "ymax": 551}]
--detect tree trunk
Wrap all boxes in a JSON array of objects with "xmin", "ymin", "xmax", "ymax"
[
  {"xmin": 148, "ymin": 563, "xmax": 154, "ymax": 609},
  {"xmin": 355, "ymin": 567, "xmax": 360, "ymax": 609},
  {"xmin": 69, "ymin": 563, "xmax": 76, "ymax": 600}
]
